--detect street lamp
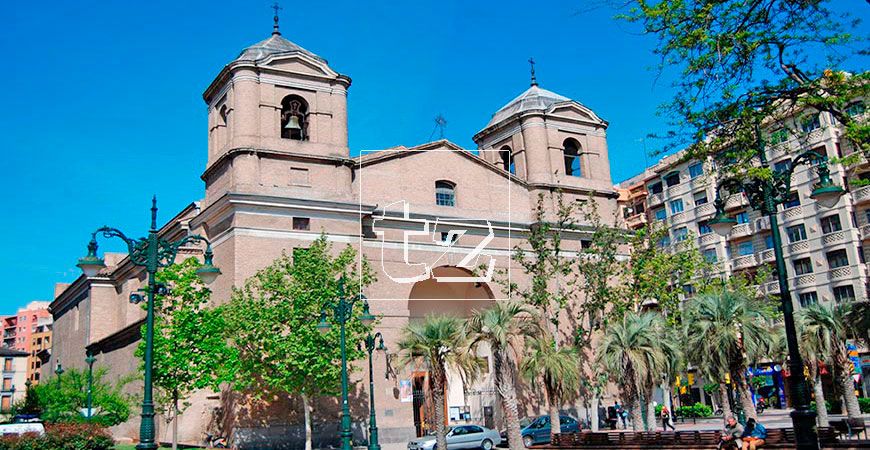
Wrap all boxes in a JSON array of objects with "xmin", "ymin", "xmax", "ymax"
[
  {"xmin": 709, "ymin": 124, "xmax": 844, "ymax": 450},
  {"xmin": 317, "ymin": 276, "xmax": 375, "ymax": 450},
  {"xmin": 364, "ymin": 332, "xmax": 386, "ymax": 450},
  {"xmin": 54, "ymin": 360, "xmax": 64, "ymax": 387},
  {"xmin": 86, "ymin": 352, "xmax": 97, "ymax": 421},
  {"xmin": 77, "ymin": 196, "xmax": 221, "ymax": 450}
]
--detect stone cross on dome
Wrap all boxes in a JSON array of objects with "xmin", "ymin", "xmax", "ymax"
[
  {"xmin": 528, "ymin": 57, "xmax": 538, "ymax": 86},
  {"xmin": 271, "ymin": 2, "xmax": 282, "ymax": 35}
]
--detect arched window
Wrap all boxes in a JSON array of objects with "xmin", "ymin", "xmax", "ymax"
[
  {"xmin": 218, "ymin": 105, "xmax": 228, "ymax": 127},
  {"xmin": 500, "ymin": 145, "xmax": 516, "ymax": 175},
  {"xmin": 280, "ymin": 95, "xmax": 309, "ymax": 140},
  {"xmin": 563, "ymin": 139, "xmax": 582, "ymax": 177},
  {"xmin": 435, "ymin": 180, "xmax": 456, "ymax": 207}
]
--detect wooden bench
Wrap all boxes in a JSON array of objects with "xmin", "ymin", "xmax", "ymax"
[{"xmin": 547, "ymin": 427, "xmax": 861, "ymax": 449}]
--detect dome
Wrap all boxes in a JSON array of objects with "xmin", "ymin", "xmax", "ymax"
[
  {"xmin": 235, "ymin": 34, "xmax": 327, "ymax": 64},
  {"xmin": 486, "ymin": 85, "xmax": 570, "ymax": 127}
]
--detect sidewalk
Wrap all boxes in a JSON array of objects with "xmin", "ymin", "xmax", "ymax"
[{"xmin": 606, "ymin": 409, "xmax": 870, "ymax": 432}]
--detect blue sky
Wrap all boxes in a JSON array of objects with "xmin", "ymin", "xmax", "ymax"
[{"xmin": 1, "ymin": 1, "xmax": 866, "ymax": 313}]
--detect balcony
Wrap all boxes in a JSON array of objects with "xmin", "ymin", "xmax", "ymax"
[
  {"xmin": 724, "ymin": 193, "xmax": 749, "ymax": 210},
  {"xmin": 821, "ymin": 231, "xmax": 846, "ymax": 246},
  {"xmin": 788, "ymin": 240, "xmax": 811, "ymax": 254},
  {"xmin": 861, "ymin": 224, "xmax": 870, "ymax": 241},
  {"xmin": 829, "ymin": 265, "xmax": 855, "ymax": 281},
  {"xmin": 728, "ymin": 223, "xmax": 753, "ymax": 240},
  {"xmin": 698, "ymin": 233, "xmax": 719, "ymax": 246},
  {"xmin": 852, "ymin": 185, "xmax": 870, "ymax": 205},
  {"xmin": 782, "ymin": 205, "xmax": 803, "ymax": 221},
  {"xmin": 763, "ymin": 281, "xmax": 781, "ymax": 295},
  {"xmin": 695, "ymin": 203, "xmax": 715, "ymax": 218},
  {"xmin": 757, "ymin": 249, "xmax": 775, "ymax": 264},
  {"xmin": 647, "ymin": 192, "xmax": 665, "ymax": 207},
  {"xmin": 625, "ymin": 213, "xmax": 648, "ymax": 229},
  {"xmin": 794, "ymin": 273, "xmax": 816, "ymax": 287},
  {"xmin": 755, "ymin": 216, "xmax": 771, "ymax": 231},
  {"xmin": 732, "ymin": 254, "xmax": 758, "ymax": 270}
]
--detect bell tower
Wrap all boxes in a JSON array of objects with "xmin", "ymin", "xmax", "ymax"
[{"xmin": 201, "ymin": 13, "xmax": 353, "ymax": 206}]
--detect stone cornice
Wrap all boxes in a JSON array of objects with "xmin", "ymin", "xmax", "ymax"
[
  {"xmin": 202, "ymin": 147, "xmax": 354, "ymax": 182},
  {"xmin": 86, "ymin": 318, "xmax": 145, "ymax": 355}
]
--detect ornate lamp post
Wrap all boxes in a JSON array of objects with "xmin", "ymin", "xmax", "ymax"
[
  {"xmin": 364, "ymin": 332, "xmax": 386, "ymax": 450},
  {"xmin": 86, "ymin": 352, "xmax": 97, "ymax": 420},
  {"xmin": 54, "ymin": 360, "xmax": 64, "ymax": 387},
  {"xmin": 76, "ymin": 197, "xmax": 221, "ymax": 450},
  {"xmin": 317, "ymin": 277, "xmax": 375, "ymax": 450},
  {"xmin": 707, "ymin": 125, "xmax": 844, "ymax": 450}
]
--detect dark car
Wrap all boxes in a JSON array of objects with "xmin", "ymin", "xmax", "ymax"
[{"xmin": 520, "ymin": 415, "xmax": 580, "ymax": 447}]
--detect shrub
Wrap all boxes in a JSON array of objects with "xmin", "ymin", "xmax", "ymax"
[
  {"xmin": 859, "ymin": 397, "xmax": 870, "ymax": 414},
  {"xmin": 675, "ymin": 402, "xmax": 713, "ymax": 418},
  {"xmin": 0, "ymin": 423, "xmax": 113, "ymax": 450}
]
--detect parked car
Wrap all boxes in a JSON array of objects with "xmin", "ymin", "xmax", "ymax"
[
  {"xmin": 408, "ymin": 425, "xmax": 502, "ymax": 450},
  {"xmin": 499, "ymin": 417, "xmax": 533, "ymax": 445},
  {"xmin": 520, "ymin": 415, "xmax": 581, "ymax": 447}
]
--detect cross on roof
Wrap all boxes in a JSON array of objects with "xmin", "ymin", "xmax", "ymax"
[
  {"xmin": 528, "ymin": 57, "xmax": 538, "ymax": 86},
  {"xmin": 271, "ymin": 2, "xmax": 282, "ymax": 35}
]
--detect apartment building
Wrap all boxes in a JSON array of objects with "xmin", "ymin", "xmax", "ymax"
[
  {"xmin": 0, "ymin": 347, "xmax": 28, "ymax": 414},
  {"xmin": 0, "ymin": 301, "xmax": 52, "ymax": 384}
]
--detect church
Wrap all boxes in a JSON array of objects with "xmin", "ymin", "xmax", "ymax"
[{"xmin": 48, "ymin": 16, "xmax": 620, "ymax": 449}]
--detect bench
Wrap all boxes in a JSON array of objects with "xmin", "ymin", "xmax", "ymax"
[
  {"xmin": 548, "ymin": 427, "xmax": 862, "ymax": 449},
  {"xmin": 832, "ymin": 418, "xmax": 868, "ymax": 439}
]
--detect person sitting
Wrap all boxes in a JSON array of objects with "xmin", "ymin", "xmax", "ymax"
[
  {"xmin": 740, "ymin": 418, "xmax": 767, "ymax": 450},
  {"xmin": 718, "ymin": 415, "xmax": 744, "ymax": 450}
]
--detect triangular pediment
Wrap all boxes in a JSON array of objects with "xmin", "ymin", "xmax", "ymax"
[
  {"xmin": 549, "ymin": 102, "xmax": 607, "ymax": 126},
  {"xmin": 262, "ymin": 54, "xmax": 338, "ymax": 79}
]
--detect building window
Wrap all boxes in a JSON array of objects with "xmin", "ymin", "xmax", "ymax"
[
  {"xmin": 800, "ymin": 114, "xmax": 821, "ymax": 133},
  {"xmin": 674, "ymin": 227, "xmax": 688, "ymax": 242},
  {"xmin": 799, "ymin": 291, "xmax": 819, "ymax": 307},
  {"xmin": 737, "ymin": 241, "xmax": 754, "ymax": 256},
  {"xmin": 659, "ymin": 236, "xmax": 671, "ymax": 248},
  {"xmin": 698, "ymin": 221, "xmax": 712, "ymax": 235},
  {"xmin": 653, "ymin": 207, "xmax": 667, "ymax": 221},
  {"xmin": 563, "ymin": 139, "xmax": 582, "ymax": 177},
  {"xmin": 693, "ymin": 191, "xmax": 708, "ymax": 206},
  {"xmin": 648, "ymin": 181, "xmax": 663, "ymax": 195},
  {"xmin": 773, "ymin": 159, "xmax": 791, "ymax": 173},
  {"xmin": 769, "ymin": 128, "xmax": 789, "ymax": 145},
  {"xmin": 664, "ymin": 172, "xmax": 681, "ymax": 187},
  {"xmin": 793, "ymin": 257, "xmax": 813, "ymax": 275},
  {"xmin": 292, "ymin": 217, "xmax": 310, "ymax": 231},
  {"xmin": 499, "ymin": 146, "xmax": 516, "ymax": 175},
  {"xmin": 782, "ymin": 192, "xmax": 800, "ymax": 209},
  {"xmin": 280, "ymin": 95, "xmax": 309, "ymax": 140},
  {"xmin": 669, "ymin": 199, "xmax": 684, "ymax": 214},
  {"xmin": 764, "ymin": 234, "xmax": 774, "ymax": 250},
  {"xmin": 688, "ymin": 163, "xmax": 704, "ymax": 179},
  {"xmin": 2, "ymin": 359, "xmax": 10, "ymax": 372},
  {"xmin": 736, "ymin": 211, "xmax": 750, "ymax": 224},
  {"xmin": 833, "ymin": 285, "xmax": 856, "ymax": 303},
  {"xmin": 820, "ymin": 214, "xmax": 842, "ymax": 234},
  {"xmin": 826, "ymin": 249, "xmax": 849, "ymax": 269},
  {"xmin": 786, "ymin": 224, "xmax": 807, "ymax": 243},
  {"xmin": 703, "ymin": 248, "xmax": 718, "ymax": 263},
  {"xmin": 435, "ymin": 181, "xmax": 456, "ymax": 206},
  {"xmin": 846, "ymin": 101, "xmax": 865, "ymax": 117}
]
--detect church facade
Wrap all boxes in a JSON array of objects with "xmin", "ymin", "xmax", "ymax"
[{"xmin": 48, "ymin": 23, "xmax": 620, "ymax": 448}]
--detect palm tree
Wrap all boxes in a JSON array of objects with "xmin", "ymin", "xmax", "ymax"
[
  {"xmin": 793, "ymin": 307, "xmax": 834, "ymax": 426},
  {"xmin": 596, "ymin": 312, "xmax": 672, "ymax": 431},
  {"xmin": 683, "ymin": 289, "xmax": 772, "ymax": 421},
  {"xmin": 397, "ymin": 315, "xmax": 482, "ymax": 450},
  {"xmin": 467, "ymin": 302, "xmax": 540, "ymax": 450},
  {"xmin": 798, "ymin": 302, "xmax": 862, "ymax": 419},
  {"xmin": 520, "ymin": 337, "xmax": 581, "ymax": 444}
]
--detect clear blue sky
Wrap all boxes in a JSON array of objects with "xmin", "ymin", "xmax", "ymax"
[{"xmin": 1, "ymin": 1, "xmax": 866, "ymax": 313}]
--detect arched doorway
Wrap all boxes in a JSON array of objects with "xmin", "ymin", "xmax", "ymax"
[{"xmin": 406, "ymin": 266, "xmax": 497, "ymax": 436}]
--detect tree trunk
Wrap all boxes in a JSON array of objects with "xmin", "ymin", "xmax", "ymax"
[
  {"xmin": 812, "ymin": 372, "xmax": 829, "ymax": 427},
  {"xmin": 629, "ymin": 400, "xmax": 644, "ymax": 431},
  {"xmin": 172, "ymin": 393, "xmax": 179, "ymax": 450},
  {"xmin": 645, "ymin": 386, "xmax": 656, "ymax": 431},
  {"xmin": 494, "ymin": 349, "xmax": 524, "ymax": 450},
  {"xmin": 301, "ymin": 392, "xmax": 313, "ymax": 450},
  {"xmin": 547, "ymin": 384, "xmax": 561, "ymax": 443},
  {"xmin": 432, "ymin": 367, "xmax": 449, "ymax": 450},
  {"xmin": 718, "ymin": 383, "xmax": 732, "ymax": 422},
  {"xmin": 835, "ymin": 352, "xmax": 861, "ymax": 418},
  {"xmin": 590, "ymin": 397, "xmax": 600, "ymax": 431},
  {"xmin": 734, "ymin": 369, "xmax": 757, "ymax": 420}
]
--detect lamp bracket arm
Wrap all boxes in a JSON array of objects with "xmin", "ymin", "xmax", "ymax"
[
  {"xmin": 168, "ymin": 234, "xmax": 213, "ymax": 255},
  {"xmin": 95, "ymin": 227, "xmax": 138, "ymax": 250}
]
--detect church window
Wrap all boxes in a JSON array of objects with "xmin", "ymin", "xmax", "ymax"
[
  {"xmin": 500, "ymin": 146, "xmax": 516, "ymax": 175},
  {"xmin": 435, "ymin": 181, "xmax": 456, "ymax": 207},
  {"xmin": 563, "ymin": 139, "xmax": 582, "ymax": 177},
  {"xmin": 281, "ymin": 95, "xmax": 309, "ymax": 140},
  {"xmin": 292, "ymin": 217, "xmax": 310, "ymax": 231}
]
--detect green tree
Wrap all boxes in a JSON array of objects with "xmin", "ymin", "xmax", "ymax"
[
  {"xmin": 519, "ymin": 337, "xmax": 581, "ymax": 442},
  {"xmin": 797, "ymin": 302, "xmax": 862, "ymax": 419},
  {"xmin": 222, "ymin": 236, "xmax": 375, "ymax": 450},
  {"xmin": 15, "ymin": 368, "xmax": 135, "ymax": 427},
  {"xmin": 396, "ymin": 315, "xmax": 482, "ymax": 450},
  {"xmin": 683, "ymin": 289, "xmax": 773, "ymax": 421},
  {"xmin": 467, "ymin": 302, "xmax": 540, "ymax": 450},
  {"xmin": 595, "ymin": 312, "xmax": 674, "ymax": 431},
  {"xmin": 621, "ymin": 0, "xmax": 868, "ymax": 166},
  {"xmin": 136, "ymin": 257, "xmax": 238, "ymax": 450}
]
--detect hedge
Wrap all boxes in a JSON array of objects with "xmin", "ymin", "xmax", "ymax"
[{"xmin": 0, "ymin": 423, "xmax": 114, "ymax": 450}]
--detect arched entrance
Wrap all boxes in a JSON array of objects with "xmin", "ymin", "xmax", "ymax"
[{"xmin": 407, "ymin": 266, "xmax": 497, "ymax": 436}]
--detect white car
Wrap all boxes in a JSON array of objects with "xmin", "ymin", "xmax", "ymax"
[{"xmin": 409, "ymin": 425, "xmax": 502, "ymax": 450}]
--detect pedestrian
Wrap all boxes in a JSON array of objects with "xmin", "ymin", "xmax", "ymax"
[
  {"xmin": 717, "ymin": 415, "xmax": 743, "ymax": 450},
  {"xmin": 614, "ymin": 402, "xmax": 625, "ymax": 429},
  {"xmin": 740, "ymin": 418, "xmax": 767, "ymax": 450},
  {"xmin": 621, "ymin": 408, "xmax": 629, "ymax": 429},
  {"xmin": 661, "ymin": 405, "xmax": 675, "ymax": 431}
]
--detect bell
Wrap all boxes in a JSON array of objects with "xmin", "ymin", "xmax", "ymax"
[{"xmin": 284, "ymin": 115, "xmax": 301, "ymax": 130}]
